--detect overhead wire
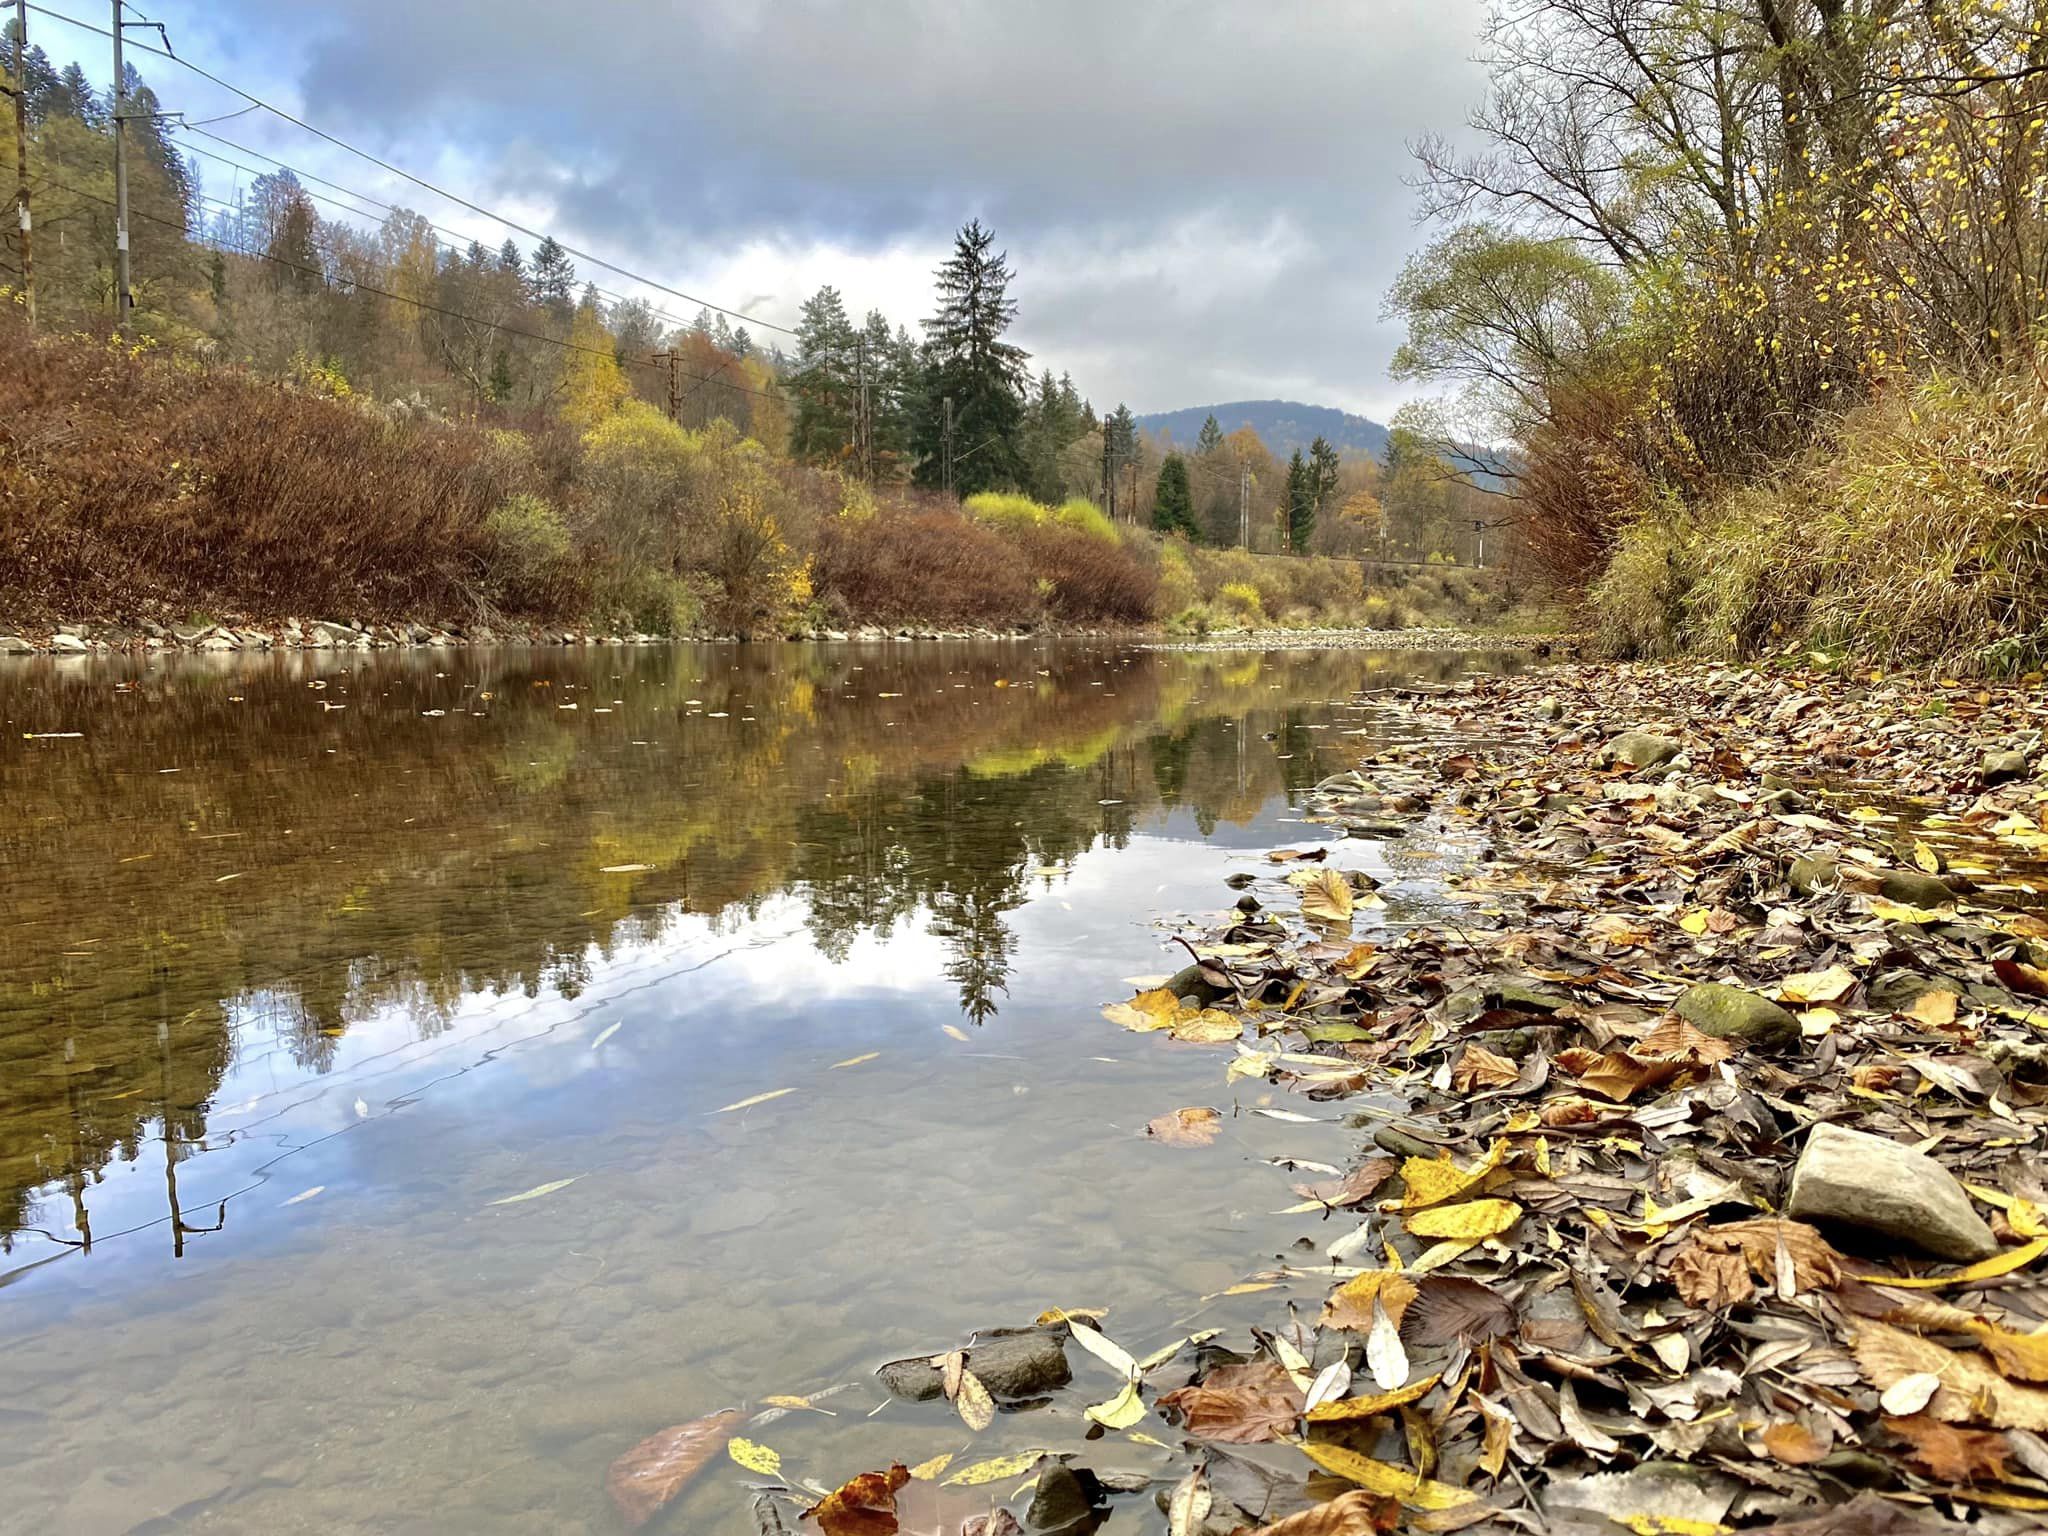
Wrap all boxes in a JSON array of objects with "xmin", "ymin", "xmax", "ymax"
[{"xmin": 24, "ymin": 1, "xmax": 799, "ymax": 336}]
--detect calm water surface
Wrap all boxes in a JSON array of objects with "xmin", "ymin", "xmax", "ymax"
[{"xmin": 0, "ymin": 640, "xmax": 1519, "ymax": 1535}]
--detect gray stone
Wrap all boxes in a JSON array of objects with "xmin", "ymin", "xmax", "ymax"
[
  {"xmin": 1601, "ymin": 731, "xmax": 1681, "ymax": 771},
  {"xmin": 1536, "ymin": 696, "xmax": 1564, "ymax": 721},
  {"xmin": 1788, "ymin": 854, "xmax": 1840, "ymax": 896},
  {"xmin": 1881, "ymin": 869, "xmax": 1955, "ymax": 909},
  {"xmin": 1762, "ymin": 787, "xmax": 1811, "ymax": 813},
  {"xmin": 876, "ymin": 1327, "xmax": 1070, "ymax": 1402},
  {"xmin": 1984, "ymin": 750, "xmax": 2031, "ymax": 786},
  {"xmin": 0, "ymin": 635, "xmax": 33, "ymax": 655},
  {"xmin": 46, "ymin": 632, "xmax": 89, "ymax": 653},
  {"xmin": 1786, "ymin": 1122, "xmax": 1998, "ymax": 1261},
  {"xmin": 1673, "ymin": 982, "xmax": 1798, "ymax": 1046}
]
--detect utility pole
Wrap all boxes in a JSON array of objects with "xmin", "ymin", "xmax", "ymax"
[
  {"xmin": 1238, "ymin": 460, "xmax": 1250, "ymax": 550},
  {"xmin": 663, "ymin": 351, "xmax": 681, "ymax": 424},
  {"xmin": 941, "ymin": 394, "xmax": 954, "ymax": 496},
  {"xmin": 1100, "ymin": 425, "xmax": 1115, "ymax": 521},
  {"xmin": 11, "ymin": 0, "xmax": 32, "ymax": 328},
  {"xmin": 854, "ymin": 335, "xmax": 872, "ymax": 482},
  {"xmin": 1472, "ymin": 518, "xmax": 1487, "ymax": 568},
  {"xmin": 110, "ymin": 0, "xmax": 131, "ymax": 335}
]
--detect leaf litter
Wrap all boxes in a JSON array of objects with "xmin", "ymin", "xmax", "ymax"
[{"xmin": 601, "ymin": 663, "xmax": 2048, "ymax": 1533}]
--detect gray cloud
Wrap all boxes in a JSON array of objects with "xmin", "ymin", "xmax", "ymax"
[{"xmin": 193, "ymin": 0, "xmax": 1492, "ymax": 416}]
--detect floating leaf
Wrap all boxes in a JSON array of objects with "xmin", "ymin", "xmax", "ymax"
[
  {"xmin": 606, "ymin": 1410, "xmax": 743, "ymax": 1530},
  {"xmin": 1147, "ymin": 1106, "xmax": 1222, "ymax": 1146},
  {"xmin": 1298, "ymin": 867, "xmax": 1355, "ymax": 923},
  {"xmin": 907, "ymin": 1452, "xmax": 954, "ymax": 1481},
  {"xmin": 1246, "ymin": 1491, "xmax": 1402, "ymax": 1535},
  {"xmin": 954, "ymin": 1369, "xmax": 995, "ymax": 1432},
  {"xmin": 1322, "ymin": 1271, "xmax": 1419, "ymax": 1332},
  {"xmin": 942, "ymin": 1025, "xmax": 971, "ymax": 1042},
  {"xmin": 832, "ymin": 1052, "xmax": 880, "ymax": 1069},
  {"xmin": 943, "ymin": 1451, "xmax": 1044, "ymax": 1487},
  {"xmin": 487, "ymin": 1176, "xmax": 580, "ymax": 1206},
  {"xmin": 1167, "ymin": 1467, "xmax": 1212, "ymax": 1536},
  {"xmin": 1158, "ymin": 1361, "xmax": 1304, "ymax": 1443},
  {"xmin": 1066, "ymin": 1321, "xmax": 1141, "ymax": 1381},
  {"xmin": 591, "ymin": 1021, "xmax": 623, "ymax": 1049},
  {"xmin": 281, "ymin": 1186, "xmax": 324, "ymax": 1207},
  {"xmin": 1296, "ymin": 1442, "xmax": 1478, "ymax": 1510},
  {"xmin": 717, "ymin": 1088, "xmax": 796, "ymax": 1113},
  {"xmin": 728, "ymin": 1438, "xmax": 782, "ymax": 1476},
  {"xmin": 1306, "ymin": 1372, "xmax": 1441, "ymax": 1423},
  {"xmin": 1084, "ymin": 1379, "xmax": 1147, "ymax": 1429},
  {"xmin": 805, "ymin": 1463, "xmax": 909, "ymax": 1535}
]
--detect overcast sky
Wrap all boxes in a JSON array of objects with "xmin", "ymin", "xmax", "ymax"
[{"xmin": 44, "ymin": 0, "xmax": 1491, "ymax": 419}]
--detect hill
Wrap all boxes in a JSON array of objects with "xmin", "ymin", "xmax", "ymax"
[{"xmin": 1134, "ymin": 400, "xmax": 1391, "ymax": 461}]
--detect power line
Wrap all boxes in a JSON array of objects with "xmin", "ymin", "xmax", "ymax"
[
  {"xmin": 40, "ymin": 171, "xmax": 790, "ymax": 401},
  {"xmin": 24, "ymin": 1, "xmax": 799, "ymax": 336}
]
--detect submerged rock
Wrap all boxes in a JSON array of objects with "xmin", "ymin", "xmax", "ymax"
[
  {"xmin": 1600, "ymin": 731, "xmax": 1681, "ymax": 771},
  {"xmin": 1673, "ymin": 982, "xmax": 1797, "ymax": 1046},
  {"xmin": 1788, "ymin": 854, "xmax": 1840, "ymax": 896},
  {"xmin": 876, "ymin": 1327, "xmax": 1070, "ymax": 1403},
  {"xmin": 1880, "ymin": 869, "xmax": 1955, "ymax": 909},
  {"xmin": 1786, "ymin": 1122, "xmax": 1997, "ymax": 1262}
]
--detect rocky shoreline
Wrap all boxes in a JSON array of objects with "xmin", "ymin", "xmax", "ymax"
[
  {"xmin": 1145, "ymin": 626, "xmax": 1554, "ymax": 654},
  {"xmin": 765, "ymin": 659, "xmax": 2048, "ymax": 1535}
]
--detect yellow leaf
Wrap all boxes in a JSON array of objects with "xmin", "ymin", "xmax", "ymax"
[
  {"xmin": 1624, "ymin": 1520, "xmax": 1732, "ymax": 1536},
  {"xmin": 908, "ymin": 1452, "xmax": 954, "ymax": 1481},
  {"xmin": 944, "ymin": 1450, "xmax": 1044, "ymax": 1486},
  {"xmin": 1880, "ymin": 1236, "xmax": 2048, "ymax": 1287},
  {"xmin": 1396, "ymin": 1140, "xmax": 1507, "ymax": 1210},
  {"xmin": 955, "ymin": 1368, "xmax": 995, "ymax": 1432},
  {"xmin": 1102, "ymin": 988, "xmax": 1182, "ymax": 1031},
  {"xmin": 1306, "ymin": 1372, "xmax": 1442, "ymax": 1421},
  {"xmin": 715, "ymin": 1088, "xmax": 795, "ymax": 1113},
  {"xmin": 943, "ymin": 1025, "xmax": 971, "ymax": 1042},
  {"xmin": 486, "ymin": 1176, "xmax": 580, "ymax": 1206},
  {"xmin": 728, "ymin": 1438, "xmax": 781, "ymax": 1476},
  {"xmin": 1169, "ymin": 1010, "xmax": 1244, "ymax": 1044},
  {"xmin": 1321, "ymin": 1270, "xmax": 1420, "ymax": 1331},
  {"xmin": 1297, "ymin": 1441, "xmax": 1478, "ymax": 1510},
  {"xmin": 1678, "ymin": 909, "xmax": 1711, "ymax": 936},
  {"xmin": 1404, "ymin": 1199, "xmax": 1522, "ymax": 1241},
  {"xmin": 1298, "ymin": 867, "xmax": 1355, "ymax": 923},
  {"xmin": 1084, "ymin": 1379, "xmax": 1148, "ymax": 1429},
  {"xmin": 831, "ymin": 1052, "xmax": 880, "ymax": 1069},
  {"xmin": 1966, "ymin": 1322, "xmax": 2048, "ymax": 1381},
  {"xmin": 761, "ymin": 1394, "xmax": 815, "ymax": 1411},
  {"xmin": 1779, "ymin": 965, "xmax": 1856, "ymax": 1004}
]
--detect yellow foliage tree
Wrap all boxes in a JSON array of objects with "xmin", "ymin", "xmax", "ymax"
[{"xmin": 560, "ymin": 306, "xmax": 631, "ymax": 433}]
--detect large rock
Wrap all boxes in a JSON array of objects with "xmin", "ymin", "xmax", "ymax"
[
  {"xmin": 1984, "ymin": 750, "xmax": 2030, "ymax": 787},
  {"xmin": 1788, "ymin": 855, "xmax": 1839, "ymax": 896},
  {"xmin": 1881, "ymin": 869, "xmax": 1956, "ymax": 909},
  {"xmin": 876, "ymin": 1326, "xmax": 1070, "ymax": 1402},
  {"xmin": 0, "ymin": 635, "xmax": 34, "ymax": 655},
  {"xmin": 1786, "ymin": 1122, "xmax": 1997, "ymax": 1262},
  {"xmin": 1673, "ymin": 982, "xmax": 1798, "ymax": 1046},
  {"xmin": 47, "ymin": 632, "xmax": 90, "ymax": 654},
  {"xmin": 1600, "ymin": 731, "xmax": 1681, "ymax": 771}
]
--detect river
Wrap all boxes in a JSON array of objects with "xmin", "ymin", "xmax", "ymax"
[{"xmin": 0, "ymin": 639, "xmax": 1523, "ymax": 1535}]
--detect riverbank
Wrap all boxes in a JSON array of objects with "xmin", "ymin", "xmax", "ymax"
[{"xmin": 777, "ymin": 659, "xmax": 2048, "ymax": 1534}]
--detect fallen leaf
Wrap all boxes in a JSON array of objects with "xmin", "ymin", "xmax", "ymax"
[
  {"xmin": 804, "ymin": 1463, "xmax": 909, "ymax": 1535},
  {"xmin": 1404, "ymin": 1199, "xmax": 1521, "ymax": 1241},
  {"xmin": 1855, "ymin": 1320, "xmax": 2048, "ymax": 1429},
  {"xmin": 1306, "ymin": 1373, "xmax": 1442, "ymax": 1423},
  {"xmin": 1299, "ymin": 867, "xmax": 1355, "ymax": 923},
  {"xmin": 831, "ymin": 1052, "xmax": 880, "ymax": 1069},
  {"xmin": 1066, "ymin": 1321, "xmax": 1141, "ymax": 1380},
  {"xmin": 487, "ymin": 1176, "xmax": 580, "ymax": 1206},
  {"xmin": 1906, "ymin": 990, "xmax": 1960, "ymax": 1027},
  {"xmin": 906, "ymin": 1452, "xmax": 953, "ymax": 1481},
  {"xmin": 606, "ymin": 1411, "xmax": 743, "ymax": 1530},
  {"xmin": 1293, "ymin": 1158, "xmax": 1398, "ymax": 1209},
  {"xmin": 1249, "ymin": 1490, "xmax": 1403, "ymax": 1534},
  {"xmin": 1167, "ymin": 1466, "xmax": 1212, "ymax": 1536},
  {"xmin": 954, "ymin": 1368, "xmax": 995, "ymax": 1432},
  {"xmin": 1761, "ymin": 1420, "xmax": 1828, "ymax": 1466},
  {"xmin": 1158, "ymin": 1360, "xmax": 1305, "ymax": 1443},
  {"xmin": 729, "ymin": 1437, "xmax": 783, "ymax": 1476},
  {"xmin": 1886, "ymin": 1413, "xmax": 2014, "ymax": 1483},
  {"xmin": 1322, "ymin": 1271, "xmax": 1420, "ymax": 1332},
  {"xmin": 1170, "ymin": 1009, "xmax": 1245, "ymax": 1044},
  {"xmin": 281, "ymin": 1186, "xmax": 324, "ymax": 1207},
  {"xmin": 942, "ymin": 1025, "xmax": 971, "ymax": 1042},
  {"xmin": 1668, "ymin": 1219, "xmax": 1842, "ymax": 1308},
  {"xmin": 1084, "ymin": 1379, "xmax": 1147, "ymax": 1429},
  {"xmin": 1296, "ymin": 1442, "xmax": 1478, "ymax": 1511},
  {"xmin": 943, "ymin": 1451, "xmax": 1043, "ymax": 1486},
  {"xmin": 717, "ymin": 1088, "xmax": 796, "ymax": 1113},
  {"xmin": 1147, "ymin": 1107, "xmax": 1222, "ymax": 1147},
  {"xmin": 1880, "ymin": 1234, "xmax": 2048, "ymax": 1287},
  {"xmin": 1366, "ymin": 1298, "xmax": 1409, "ymax": 1390},
  {"xmin": 1450, "ymin": 1045, "xmax": 1520, "ymax": 1091},
  {"xmin": 591, "ymin": 1022, "xmax": 623, "ymax": 1049},
  {"xmin": 1395, "ymin": 1141, "xmax": 1507, "ymax": 1210},
  {"xmin": 1968, "ymin": 1322, "xmax": 2048, "ymax": 1381},
  {"xmin": 1401, "ymin": 1277, "xmax": 1516, "ymax": 1347},
  {"xmin": 1780, "ymin": 965, "xmax": 1857, "ymax": 1004}
]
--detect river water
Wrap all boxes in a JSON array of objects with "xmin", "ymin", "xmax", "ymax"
[{"xmin": 0, "ymin": 640, "xmax": 1522, "ymax": 1535}]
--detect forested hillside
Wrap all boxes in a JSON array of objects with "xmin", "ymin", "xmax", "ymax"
[
  {"xmin": 0, "ymin": 21, "xmax": 1506, "ymax": 641},
  {"xmin": 1135, "ymin": 400, "xmax": 1391, "ymax": 461}
]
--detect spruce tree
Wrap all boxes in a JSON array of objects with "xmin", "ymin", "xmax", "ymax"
[
  {"xmin": 1285, "ymin": 449, "xmax": 1315, "ymax": 553},
  {"xmin": 1197, "ymin": 414, "xmax": 1224, "ymax": 456},
  {"xmin": 790, "ymin": 285, "xmax": 857, "ymax": 464},
  {"xmin": 530, "ymin": 236, "xmax": 575, "ymax": 313},
  {"xmin": 1308, "ymin": 436, "xmax": 1342, "ymax": 522},
  {"xmin": 1153, "ymin": 454, "xmax": 1197, "ymax": 538},
  {"xmin": 913, "ymin": 219, "xmax": 1028, "ymax": 495}
]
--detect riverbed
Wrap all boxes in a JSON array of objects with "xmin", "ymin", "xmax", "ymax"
[{"xmin": 0, "ymin": 640, "xmax": 1524, "ymax": 1535}]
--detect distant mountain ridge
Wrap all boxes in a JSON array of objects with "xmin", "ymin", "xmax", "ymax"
[{"xmin": 1134, "ymin": 399, "xmax": 1391, "ymax": 461}]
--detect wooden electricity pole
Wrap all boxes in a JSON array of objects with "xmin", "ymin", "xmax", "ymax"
[
  {"xmin": 942, "ymin": 394, "xmax": 955, "ymax": 496},
  {"xmin": 111, "ymin": 0, "xmax": 132, "ymax": 334},
  {"xmin": 10, "ymin": 0, "xmax": 32, "ymax": 328}
]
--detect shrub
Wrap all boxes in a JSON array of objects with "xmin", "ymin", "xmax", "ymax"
[
  {"xmin": 1008, "ymin": 521, "xmax": 1157, "ymax": 625},
  {"xmin": 1052, "ymin": 497, "xmax": 1117, "ymax": 543},
  {"xmin": 1217, "ymin": 581, "xmax": 1266, "ymax": 623},
  {"xmin": 1591, "ymin": 507, "xmax": 1694, "ymax": 657},
  {"xmin": 814, "ymin": 507, "xmax": 1039, "ymax": 627},
  {"xmin": 484, "ymin": 494, "xmax": 575, "ymax": 612}
]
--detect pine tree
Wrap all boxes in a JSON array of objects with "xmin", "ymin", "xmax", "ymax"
[
  {"xmin": 1197, "ymin": 414, "xmax": 1225, "ymax": 456},
  {"xmin": 530, "ymin": 236, "xmax": 575, "ymax": 313},
  {"xmin": 1285, "ymin": 449, "xmax": 1315, "ymax": 553},
  {"xmin": 1308, "ymin": 436, "xmax": 1342, "ymax": 523},
  {"xmin": 731, "ymin": 325, "xmax": 753, "ymax": 359},
  {"xmin": 914, "ymin": 219, "xmax": 1028, "ymax": 495},
  {"xmin": 496, "ymin": 239, "xmax": 525, "ymax": 282},
  {"xmin": 790, "ymin": 285, "xmax": 857, "ymax": 463},
  {"xmin": 1153, "ymin": 454, "xmax": 1197, "ymax": 538}
]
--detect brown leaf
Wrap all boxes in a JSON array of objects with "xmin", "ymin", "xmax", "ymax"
[
  {"xmin": 1667, "ymin": 1218, "xmax": 1842, "ymax": 1309},
  {"xmin": 1995, "ymin": 957, "xmax": 2048, "ymax": 997},
  {"xmin": 1402, "ymin": 1277, "xmax": 1516, "ymax": 1347},
  {"xmin": 1761, "ymin": 1419, "xmax": 1828, "ymax": 1466},
  {"xmin": 1148, "ymin": 1106, "xmax": 1222, "ymax": 1147},
  {"xmin": 607, "ymin": 1410, "xmax": 744, "ymax": 1531},
  {"xmin": 1450, "ymin": 1045, "xmax": 1520, "ymax": 1091},
  {"xmin": 1854, "ymin": 1320, "xmax": 2048, "ymax": 1430},
  {"xmin": 1157, "ymin": 1360, "xmax": 1305, "ymax": 1443},
  {"xmin": 1293, "ymin": 1157, "xmax": 1397, "ymax": 1208},
  {"xmin": 1248, "ymin": 1490, "xmax": 1402, "ymax": 1534},
  {"xmin": 1321, "ymin": 1270, "xmax": 1420, "ymax": 1333},
  {"xmin": 1969, "ymin": 1322, "xmax": 2048, "ymax": 1382},
  {"xmin": 1885, "ymin": 1413, "xmax": 2014, "ymax": 1483},
  {"xmin": 804, "ymin": 1464, "xmax": 910, "ymax": 1536}
]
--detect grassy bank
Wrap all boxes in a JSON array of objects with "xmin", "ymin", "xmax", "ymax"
[
  {"xmin": 0, "ymin": 324, "xmax": 1524, "ymax": 640},
  {"xmin": 1591, "ymin": 371, "xmax": 2048, "ymax": 675}
]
